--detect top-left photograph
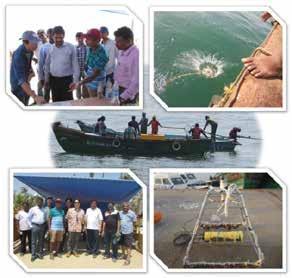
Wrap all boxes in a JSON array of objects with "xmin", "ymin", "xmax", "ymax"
[{"xmin": 5, "ymin": 5, "xmax": 143, "ymax": 109}]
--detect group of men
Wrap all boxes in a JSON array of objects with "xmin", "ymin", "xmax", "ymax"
[
  {"xmin": 10, "ymin": 25, "xmax": 139, "ymax": 106},
  {"xmin": 94, "ymin": 114, "xmax": 241, "ymax": 142},
  {"xmin": 15, "ymin": 196, "xmax": 138, "ymax": 265},
  {"xmin": 189, "ymin": 116, "xmax": 241, "ymax": 142},
  {"xmin": 124, "ymin": 113, "xmax": 162, "ymax": 139}
]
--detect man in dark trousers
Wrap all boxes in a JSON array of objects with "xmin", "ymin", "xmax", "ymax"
[
  {"xmin": 44, "ymin": 26, "xmax": 79, "ymax": 102},
  {"xmin": 10, "ymin": 31, "xmax": 46, "ymax": 105},
  {"xmin": 139, "ymin": 112, "xmax": 148, "ymax": 134},
  {"xmin": 102, "ymin": 203, "xmax": 120, "ymax": 262},
  {"xmin": 128, "ymin": 116, "xmax": 140, "ymax": 135},
  {"xmin": 204, "ymin": 116, "xmax": 218, "ymax": 142}
]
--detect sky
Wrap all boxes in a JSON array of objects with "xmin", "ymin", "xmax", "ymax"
[{"xmin": 6, "ymin": 6, "xmax": 141, "ymax": 50}]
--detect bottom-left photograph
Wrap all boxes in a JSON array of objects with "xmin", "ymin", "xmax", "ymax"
[{"xmin": 10, "ymin": 169, "xmax": 146, "ymax": 272}]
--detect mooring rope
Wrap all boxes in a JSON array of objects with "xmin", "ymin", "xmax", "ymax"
[{"xmin": 165, "ymin": 72, "xmax": 198, "ymax": 85}]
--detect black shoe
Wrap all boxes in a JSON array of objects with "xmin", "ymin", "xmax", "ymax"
[
  {"xmin": 31, "ymin": 256, "xmax": 37, "ymax": 262},
  {"xmin": 38, "ymin": 254, "xmax": 44, "ymax": 260}
]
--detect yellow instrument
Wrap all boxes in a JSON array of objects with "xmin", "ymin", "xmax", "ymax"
[{"xmin": 204, "ymin": 231, "xmax": 243, "ymax": 242}]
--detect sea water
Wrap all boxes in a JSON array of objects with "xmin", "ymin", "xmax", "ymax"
[{"xmin": 154, "ymin": 11, "xmax": 271, "ymax": 107}]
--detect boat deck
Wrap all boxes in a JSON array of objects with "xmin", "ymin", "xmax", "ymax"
[{"xmin": 154, "ymin": 189, "xmax": 282, "ymax": 269}]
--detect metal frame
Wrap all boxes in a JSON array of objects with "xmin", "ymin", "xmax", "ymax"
[{"xmin": 183, "ymin": 185, "xmax": 264, "ymax": 268}]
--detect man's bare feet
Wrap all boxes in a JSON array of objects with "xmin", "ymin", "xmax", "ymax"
[{"xmin": 241, "ymin": 53, "xmax": 282, "ymax": 79}]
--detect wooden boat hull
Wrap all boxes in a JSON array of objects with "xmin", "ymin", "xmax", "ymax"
[
  {"xmin": 210, "ymin": 23, "xmax": 282, "ymax": 108},
  {"xmin": 76, "ymin": 121, "xmax": 238, "ymax": 153},
  {"xmin": 52, "ymin": 122, "xmax": 213, "ymax": 157}
]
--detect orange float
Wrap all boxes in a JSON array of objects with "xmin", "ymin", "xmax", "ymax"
[{"xmin": 154, "ymin": 211, "xmax": 163, "ymax": 224}]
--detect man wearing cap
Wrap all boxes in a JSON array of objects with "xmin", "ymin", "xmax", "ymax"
[
  {"xmin": 65, "ymin": 199, "xmax": 85, "ymax": 257},
  {"xmin": 48, "ymin": 198, "xmax": 65, "ymax": 260},
  {"xmin": 85, "ymin": 200, "xmax": 103, "ymax": 257},
  {"xmin": 75, "ymin": 32, "xmax": 87, "ymax": 99},
  {"xmin": 28, "ymin": 197, "xmax": 47, "ymax": 262},
  {"xmin": 72, "ymin": 28, "xmax": 108, "ymax": 99},
  {"xmin": 38, "ymin": 28, "xmax": 54, "ymax": 102},
  {"xmin": 114, "ymin": 26, "xmax": 139, "ymax": 105},
  {"xmin": 44, "ymin": 26, "xmax": 79, "ymax": 102},
  {"xmin": 10, "ymin": 31, "xmax": 46, "ymax": 105},
  {"xmin": 100, "ymin": 26, "xmax": 118, "ymax": 86}
]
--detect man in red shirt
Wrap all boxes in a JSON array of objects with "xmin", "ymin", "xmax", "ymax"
[
  {"xmin": 148, "ymin": 116, "xmax": 162, "ymax": 135},
  {"xmin": 189, "ymin": 123, "xmax": 208, "ymax": 140}
]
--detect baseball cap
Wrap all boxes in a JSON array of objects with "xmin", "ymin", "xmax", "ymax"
[
  {"xmin": 100, "ymin": 26, "xmax": 109, "ymax": 33},
  {"xmin": 20, "ymin": 31, "xmax": 40, "ymax": 44},
  {"xmin": 85, "ymin": 28, "xmax": 101, "ymax": 41}
]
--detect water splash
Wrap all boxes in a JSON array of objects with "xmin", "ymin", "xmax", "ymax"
[
  {"xmin": 174, "ymin": 49, "xmax": 225, "ymax": 78},
  {"xmin": 154, "ymin": 70, "xmax": 168, "ymax": 94}
]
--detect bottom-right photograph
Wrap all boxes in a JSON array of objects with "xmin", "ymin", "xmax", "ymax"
[{"xmin": 150, "ymin": 169, "xmax": 285, "ymax": 271}]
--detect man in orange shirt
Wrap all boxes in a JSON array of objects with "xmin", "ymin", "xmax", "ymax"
[{"xmin": 189, "ymin": 123, "xmax": 208, "ymax": 139}]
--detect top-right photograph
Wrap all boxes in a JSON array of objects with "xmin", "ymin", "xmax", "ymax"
[{"xmin": 151, "ymin": 8, "xmax": 286, "ymax": 110}]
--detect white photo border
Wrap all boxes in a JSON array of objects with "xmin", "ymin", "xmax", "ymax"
[
  {"xmin": 5, "ymin": 4, "xmax": 144, "ymax": 111},
  {"xmin": 149, "ymin": 5, "xmax": 287, "ymax": 112},
  {"xmin": 149, "ymin": 167, "xmax": 287, "ymax": 273},
  {"xmin": 9, "ymin": 168, "xmax": 147, "ymax": 273}
]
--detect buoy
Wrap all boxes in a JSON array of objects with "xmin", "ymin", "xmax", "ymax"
[
  {"xmin": 154, "ymin": 211, "xmax": 163, "ymax": 224},
  {"xmin": 204, "ymin": 231, "xmax": 243, "ymax": 242}
]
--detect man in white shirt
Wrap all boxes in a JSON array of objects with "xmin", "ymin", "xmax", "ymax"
[
  {"xmin": 85, "ymin": 200, "xmax": 103, "ymax": 257},
  {"xmin": 15, "ymin": 202, "xmax": 32, "ymax": 256},
  {"xmin": 28, "ymin": 197, "xmax": 46, "ymax": 262},
  {"xmin": 100, "ymin": 26, "xmax": 118, "ymax": 86},
  {"xmin": 35, "ymin": 29, "xmax": 48, "ymax": 97}
]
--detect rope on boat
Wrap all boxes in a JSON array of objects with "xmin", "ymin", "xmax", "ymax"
[{"xmin": 213, "ymin": 22, "xmax": 279, "ymax": 107}]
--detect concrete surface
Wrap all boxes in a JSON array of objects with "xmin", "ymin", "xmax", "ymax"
[
  {"xmin": 15, "ymin": 249, "xmax": 143, "ymax": 269},
  {"xmin": 154, "ymin": 188, "xmax": 282, "ymax": 269}
]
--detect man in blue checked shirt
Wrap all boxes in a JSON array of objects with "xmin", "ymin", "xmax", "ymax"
[
  {"xmin": 10, "ymin": 31, "xmax": 46, "ymax": 106},
  {"xmin": 75, "ymin": 32, "xmax": 87, "ymax": 99}
]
